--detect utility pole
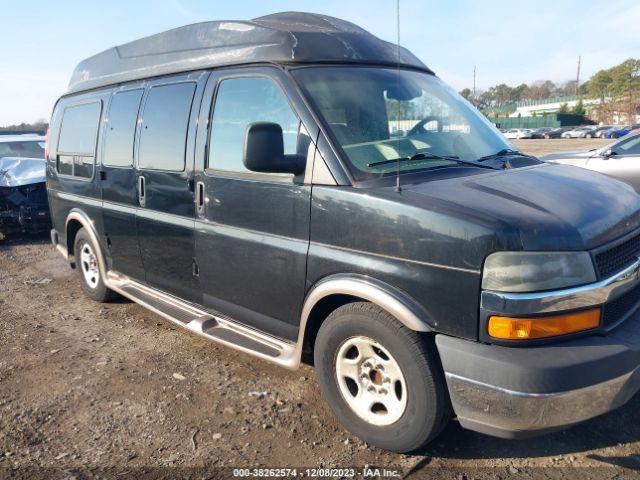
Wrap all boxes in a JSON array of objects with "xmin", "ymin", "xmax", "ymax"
[
  {"xmin": 575, "ymin": 56, "xmax": 581, "ymax": 96},
  {"xmin": 473, "ymin": 65, "xmax": 476, "ymax": 102}
]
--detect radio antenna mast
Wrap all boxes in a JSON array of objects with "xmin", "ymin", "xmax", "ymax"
[
  {"xmin": 394, "ymin": 0, "xmax": 402, "ymax": 193},
  {"xmin": 575, "ymin": 55, "xmax": 581, "ymax": 96},
  {"xmin": 473, "ymin": 65, "xmax": 477, "ymax": 101}
]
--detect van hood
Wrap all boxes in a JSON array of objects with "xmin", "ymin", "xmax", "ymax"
[
  {"xmin": 0, "ymin": 157, "xmax": 46, "ymax": 187},
  {"xmin": 400, "ymin": 163, "xmax": 640, "ymax": 251}
]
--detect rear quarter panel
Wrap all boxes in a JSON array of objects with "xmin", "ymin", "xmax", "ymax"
[{"xmin": 47, "ymin": 89, "xmax": 111, "ymax": 254}]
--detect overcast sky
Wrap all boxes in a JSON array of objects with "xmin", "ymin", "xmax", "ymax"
[{"xmin": 1, "ymin": 0, "xmax": 639, "ymax": 126}]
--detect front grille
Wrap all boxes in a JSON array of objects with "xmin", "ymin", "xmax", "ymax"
[
  {"xmin": 602, "ymin": 284, "xmax": 640, "ymax": 329},
  {"xmin": 0, "ymin": 184, "xmax": 48, "ymax": 209},
  {"xmin": 595, "ymin": 233, "xmax": 640, "ymax": 278}
]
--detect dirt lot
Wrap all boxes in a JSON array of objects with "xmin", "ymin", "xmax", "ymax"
[
  {"xmin": 513, "ymin": 138, "xmax": 610, "ymax": 157},
  {"xmin": 1, "ymin": 139, "xmax": 639, "ymax": 479}
]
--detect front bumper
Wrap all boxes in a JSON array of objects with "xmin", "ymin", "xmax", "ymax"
[
  {"xmin": 436, "ymin": 306, "xmax": 640, "ymax": 438},
  {"xmin": 440, "ymin": 256, "xmax": 640, "ymax": 438},
  {"xmin": 0, "ymin": 183, "xmax": 50, "ymax": 233}
]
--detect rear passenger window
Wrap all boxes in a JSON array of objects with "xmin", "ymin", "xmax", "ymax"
[
  {"xmin": 57, "ymin": 101, "xmax": 102, "ymax": 178},
  {"xmin": 208, "ymin": 77, "xmax": 299, "ymax": 174},
  {"xmin": 138, "ymin": 83, "xmax": 196, "ymax": 171},
  {"xmin": 103, "ymin": 90, "xmax": 143, "ymax": 167}
]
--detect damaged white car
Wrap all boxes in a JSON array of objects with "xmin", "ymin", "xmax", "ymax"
[{"xmin": 0, "ymin": 135, "xmax": 50, "ymax": 234}]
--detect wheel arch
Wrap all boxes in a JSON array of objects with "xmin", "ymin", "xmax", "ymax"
[
  {"xmin": 65, "ymin": 209, "xmax": 108, "ymax": 278},
  {"xmin": 297, "ymin": 274, "xmax": 433, "ymax": 359}
]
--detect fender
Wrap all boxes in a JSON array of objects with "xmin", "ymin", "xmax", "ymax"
[
  {"xmin": 65, "ymin": 208, "xmax": 109, "ymax": 280},
  {"xmin": 296, "ymin": 273, "xmax": 433, "ymax": 357}
]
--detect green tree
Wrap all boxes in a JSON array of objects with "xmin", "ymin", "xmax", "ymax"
[
  {"xmin": 571, "ymin": 100, "xmax": 586, "ymax": 116},
  {"xmin": 511, "ymin": 83, "xmax": 528, "ymax": 102},
  {"xmin": 0, "ymin": 120, "xmax": 48, "ymax": 133},
  {"xmin": 527, "ymin": 80, "xmax": 556, "ymax": 100},
  {"xmin": 610, "ymin": 59, "xmax": 640, "ymax": 122},
  {"xmin": 459, "ymin": 88, "xmax": 473, "ymax": 102},
  {"xmin": 558, "ymin": 103, "xmax": 570, "ymax": 114},
  {"xmin": 586, "ymin": 69, "xmax": 613, "ymax": 122},
  {"xmin": 486, "ymin": 83, "xmax": 514, "ymax": 106}
]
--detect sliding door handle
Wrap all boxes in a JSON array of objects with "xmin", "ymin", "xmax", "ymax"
[
  {"xmin": 138, "ymin": 175, "xmax": 146, "ymax": 207},
  {"xmin": 196, "ymin": 181, "xmax": 205, "ymax": 215}
]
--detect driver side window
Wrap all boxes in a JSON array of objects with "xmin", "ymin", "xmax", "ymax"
[
  {"xmin": 208, "ymin": 76, "xmax": 300, "ymax": 175},
  {"xmin": 615, "ymin": 136, "xmax": 640, "ymax": 156}
]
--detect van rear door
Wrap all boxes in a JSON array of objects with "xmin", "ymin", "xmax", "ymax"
[{"xmin": 135, "ymin": 73, "xmax": 207, "ymax": 303}]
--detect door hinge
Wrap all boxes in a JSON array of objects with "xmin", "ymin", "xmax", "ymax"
[{"xmin": 192, "ymin": 258, "xmax": 199, "ymax": 277}]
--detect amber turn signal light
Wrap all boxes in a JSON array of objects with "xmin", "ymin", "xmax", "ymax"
[{"xmin": 488, "ymin": 309, "xmax": 600, "ymax": 340}]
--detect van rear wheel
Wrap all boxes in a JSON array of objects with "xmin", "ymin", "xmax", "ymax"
[
  {"xmin": 74, "ymin": 228, "xmax": 117, "ymax": 302},
  {"xmin": 314, "ymin": 302, "xmax": 451, "ymax": 453}
]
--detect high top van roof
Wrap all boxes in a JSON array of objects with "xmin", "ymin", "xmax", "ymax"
[{"xmin": 67, "ymin": 11, "xmax": 430, "ymax": 94}]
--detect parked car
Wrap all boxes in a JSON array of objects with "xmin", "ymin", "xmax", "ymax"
[
  {"xmin": 0, "ymin": 135, "xmax": 50, "ymax": 234},
  {"xmin": 592, "ymin": 125, "xmax": 615, "ymax": 138},
  {"xmin": 578, "ymin": 127, "xmax": 603, "ymax": 138},
  {"xmin": 529, "ymin": 127, "xmax": 554, "ymax": 139},
  {"xmin": 503, "ymin": 128, "xmax": 533, "ymax": 139},
  {"xmin": 542, "ymin": 126, "xmax": 574, "ymax": 138},
  {"xmin": 47, "ymin": 12, "xmax": 640, "ymax": 453},
  {"xmin": 0, "ymin": 134, "xmax": 45, "ymax": 158},
  {"xmin": 561, "ymin": 126, "xmax": 597, "ymax": 138},
  {"xmin": 604, "ymin": 124, "xmax": 640, "ymax": 139},
  {"xmin": 542, "ymin": 132, "xmax": 640, "ymax": 190}
]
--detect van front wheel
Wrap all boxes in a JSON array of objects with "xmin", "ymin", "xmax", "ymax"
[
  {"xmin": 314, "ymin": 302, "xmax": 451, "ymax": 453},
  {"xmin": 74, "ymin": 228, "xmax": 117, "ymax": 303}
]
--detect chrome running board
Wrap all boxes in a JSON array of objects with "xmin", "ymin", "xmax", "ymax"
[{"xmin": 105, "ymin": 271, "xmax": 299, "ymax": 369}]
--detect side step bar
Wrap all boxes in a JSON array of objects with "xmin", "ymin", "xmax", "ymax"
[{"xmin": 105, "ymin": 272, "xmax": 299, "ymax": 369}]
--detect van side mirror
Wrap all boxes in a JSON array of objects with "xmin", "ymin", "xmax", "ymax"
[{"xmin": 243, "ymin": 122, "xmax": 305, "ymax": 175}]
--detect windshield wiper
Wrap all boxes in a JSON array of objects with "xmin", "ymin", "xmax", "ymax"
[
  {"xmin": 367, "ymin": 152, "xmax": 495, "ymax": 170},
  {"xmin": 477, "ymin": 148, "xmax": 529, "ymax": 162},
  {"xmin": 476, "ymin": 148, "xmax": 535, "ymax": 169}
]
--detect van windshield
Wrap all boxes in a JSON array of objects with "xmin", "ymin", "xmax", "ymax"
[{"xmin": 292, "ymin": 67, "xmax": 511, "ymax": 181}]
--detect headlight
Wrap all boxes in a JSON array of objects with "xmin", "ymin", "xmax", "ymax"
[{"xmin": 482, "ymin": 251, "xmax": 596, "ymax": 293}]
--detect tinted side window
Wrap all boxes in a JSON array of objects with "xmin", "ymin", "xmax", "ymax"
[
  {"xmin": 138, "ymin": 83, "xmax": 196, "ymax": 171},
  {"xmin": 208, "ymin": 77, "xmax": 299, "ymax": 174},
  {"xmin": 103, "ymin": 90, "xmax": 143, "ymax": 167},
  {"xmin": 617, "ymin": 136, "xmax": 640, "ymax": 155},
  {"xmin": 57, "ymin": 101, "xmax": 102, "ymax": 178}
]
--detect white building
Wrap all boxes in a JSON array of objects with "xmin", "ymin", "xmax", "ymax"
[{"xmin": 508, "ymin": 96, "xmax": 600, "ymax": 118}]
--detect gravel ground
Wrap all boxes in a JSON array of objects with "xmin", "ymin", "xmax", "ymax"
[
  {"xmin": 513, "ymin": 138, "xmax": 610, "ymax": 157},
  {"xmin": 1, "ymin": 139, "xmax": 639, "ymax": 479}
]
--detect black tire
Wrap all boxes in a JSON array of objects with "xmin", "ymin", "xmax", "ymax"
[
  {"xmin": 611, "ymin": 133, "xmax": 618, "ymax": 139},
  {"xmin": 314, "ymin": 302, "xmax": 451, "ymax": 453},
  {"xmin": 544, "ymin": 134, "xmax": 550, "ymax": 139},
  {"xmin": 586, "ymin": 133, "xmax": 593, "ymax": 138},
  {"xmin": 74, "ymin": 227, "xmax": 117, "ymax": 303}
]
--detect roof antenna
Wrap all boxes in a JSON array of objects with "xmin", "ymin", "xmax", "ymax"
[{"xmin": 394, "ymin": 0, "xmax": 402, "ymax": 193}]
